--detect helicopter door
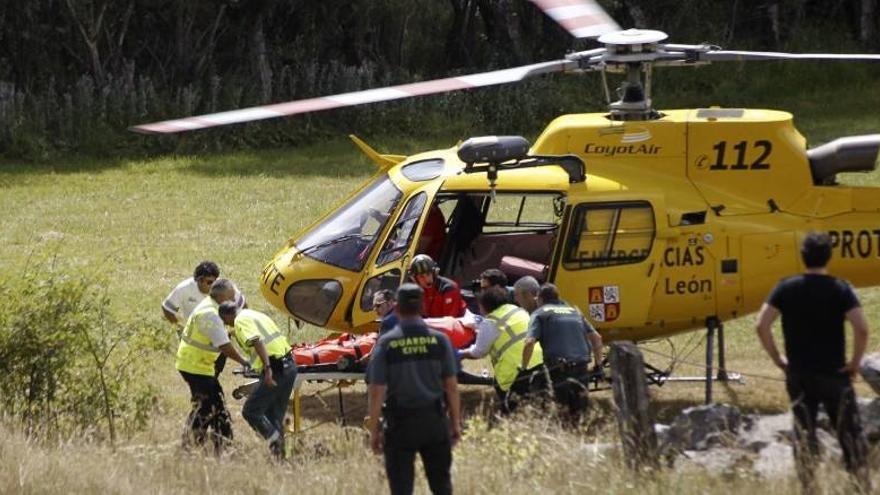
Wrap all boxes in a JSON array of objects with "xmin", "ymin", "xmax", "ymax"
[
  {"xmin": 350, "ymin": 181, "xmax": 443, "ymax": 330},
  {"xmin": 551, "ymin": 200, "xmax": 662, "ymax": 333}
]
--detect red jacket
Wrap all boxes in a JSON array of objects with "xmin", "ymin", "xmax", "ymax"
[{"xmin": 422, "ymin": 276, "xmax": 466, "ymax": 318}]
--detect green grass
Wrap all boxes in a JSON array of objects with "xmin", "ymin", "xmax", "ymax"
[{"xmin": 1, "ymin": 80, "xmax": 880, "ymax": 493}]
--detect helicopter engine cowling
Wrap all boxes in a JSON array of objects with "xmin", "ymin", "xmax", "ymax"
[{"xmin": 807, "ymin": 134, "xmax": 880, "ymax": 184}]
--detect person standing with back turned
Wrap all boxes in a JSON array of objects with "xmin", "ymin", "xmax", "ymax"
[
  {"xmin": 367, "ymin": 283, "xmax": 462, "ymax": 495},
  {"xmin": 756, "ymin": 232, "xmax": 870, "ymax": 494}
]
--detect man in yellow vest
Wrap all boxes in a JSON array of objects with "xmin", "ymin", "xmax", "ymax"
[
  {"xmin": 176, "ymin": 278, "xmax": 250, "ymax": 453},
  {"xmin": 460, "ymin": 286, "xmax": 544, "ymax": 413},
  {"xmin": 219, "ymin": 302, "xmax": 296, "ymax": 460}
]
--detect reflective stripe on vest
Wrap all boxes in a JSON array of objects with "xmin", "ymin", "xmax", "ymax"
[
  {"xmin": 485, "ymin": 303, "xmax": 541, "ymax": 391},
  {"xmin": 176, "ymin": 299, "xmax": 223, "ymax": 376},
  {"xmin": 253, "ymin": 318, "xmax": 282, "ymax": 346},
  {"xmin": 488, "ymin": 306, "xmax": 522, "ymax": 364},
  {"xmin": 181, "ymin": 333, "xmax": 219, "ymax": 352}
]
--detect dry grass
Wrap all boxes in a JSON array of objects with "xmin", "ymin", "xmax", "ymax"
[{"xmin": 1, "ymin": 403, "xmax": 811, "ymax": 495}]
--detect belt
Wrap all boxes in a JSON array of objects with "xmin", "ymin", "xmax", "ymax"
[
  {"xmin": 547, "ymin": 358, "xmax": 588, "ymax": 370},
  {"xmin": 384, "ymin": 401, "xmax": 443, "ymax": 418},
  {"xmin": 269, "ymin": 354, "xmax": 295, "ymax": 371}
]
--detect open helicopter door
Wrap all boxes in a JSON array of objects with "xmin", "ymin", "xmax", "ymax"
[
  {"xmin": 348, "ymin": 177, "xmax": 445, "ymax": 330},
  {"xmin": 550, "ymin": 196, "xmax": 665, "ymax": 340}
]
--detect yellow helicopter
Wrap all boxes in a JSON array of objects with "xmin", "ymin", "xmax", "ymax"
[{"xmin": 133, "ymin": 0, "xmax": 880, "ymax": 395}]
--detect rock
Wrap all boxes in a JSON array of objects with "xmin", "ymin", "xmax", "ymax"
[
  {"xmin": 753, "ymin": 442, "xmax": 794, "ymax": 479},
  {"xmin": 676, "ymin": 447, "xmax": 752, "ymax": 474},
  {"xmin": 816, "ymin": 428, "xmax": 843, "ymax": 462},
  {"xmin": 859, "ymin": 353, "xmax": 880, "ymax": 396},
  {"xmin": 664, "ymin": 403, "xmax": 743, "ymax": 451},
  {"xmin": 738, "ymin": 413, "xmax": 792, "ymax": 452},
  {"xmin": 654, "ymin": 423, "xmax": 670, "ymax": 445},
  {"xmin": 857, "ymin": 397, "xmax": 880, "ymax": 442}
]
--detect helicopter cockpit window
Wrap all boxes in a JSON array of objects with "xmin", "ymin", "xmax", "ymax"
[
  {"xmin": 401, "ymin": 159, "xmax": 444, "ymax": 182},
  {"xmin": 295, "ymin": 176, "xmax": 402, "ymax": 272},
  {"xmin": 564, "ymin": 202, "xmax": 655, "ymax": 270},
  {"xmin": 376, "ymin": 192, "xmax": 427, "ymax": 266}
]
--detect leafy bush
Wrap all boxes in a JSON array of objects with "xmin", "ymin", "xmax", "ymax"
[{"xmin": 0, "ymin": 261, "xmax": 163, "ymax": 442}]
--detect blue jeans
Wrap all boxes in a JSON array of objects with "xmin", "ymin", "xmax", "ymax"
[{"xmin": 242, "ymin": 359, "xmax": 297, "ymax": 441}]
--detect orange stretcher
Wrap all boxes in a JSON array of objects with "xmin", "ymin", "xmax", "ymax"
[{"xmin": 290, "ymin": 314, "xmax": 478, "ymax": 371}]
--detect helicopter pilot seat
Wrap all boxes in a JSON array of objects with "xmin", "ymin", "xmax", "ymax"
[{"xmin": 499, "ymin": 255, "xmax": 548, "ymax": 284}]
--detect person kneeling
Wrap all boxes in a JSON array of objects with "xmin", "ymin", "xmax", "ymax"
[{"xmin": 460, "ymin": 286, "xmax": 544, "ymax": 413}]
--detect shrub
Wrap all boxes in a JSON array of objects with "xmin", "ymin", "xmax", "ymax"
[{"xmin": 0, "ymin": 260, "xmax": 163, "ymax": 443}]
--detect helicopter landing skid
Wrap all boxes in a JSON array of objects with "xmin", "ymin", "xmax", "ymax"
[{"xmin": 661, "ymin": 373, "xmax": 745, "ymax": 385}]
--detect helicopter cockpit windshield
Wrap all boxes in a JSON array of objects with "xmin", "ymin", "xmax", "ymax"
[{"xmin": 295, "ymin": 175, "xmax": 402, "ymax": 271}]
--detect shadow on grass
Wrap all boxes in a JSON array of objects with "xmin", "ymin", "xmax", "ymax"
[
  {"xmin": 295, "ymin": 387, "xmax": 492, "ymax": 429},
  {"xmin": 0, "ymin": 135, "xmax": 464, "ymax": 180}
]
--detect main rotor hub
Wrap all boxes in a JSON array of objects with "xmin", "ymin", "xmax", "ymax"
[
  {"xmin": 597, "ymin": 29, "xmax": 669, "ymax": 121},
  {"xmin": 598, "ymin": 29, "xmax": 668, "ymax": 53}
]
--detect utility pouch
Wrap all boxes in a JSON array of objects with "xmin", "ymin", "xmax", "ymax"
[{"xmin": 268, "ymin": 356, "xmax": 285, "ymax": 376}]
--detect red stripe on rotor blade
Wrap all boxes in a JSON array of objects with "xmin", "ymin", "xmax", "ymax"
[
  {"xmin": 267, "ymin": 97, "xmax": 341, "ymax": 116},
  {"xmin": 559, "ymin": 13, "xmax": 608, "ymax": 29},
  {"xmin": 396, "ymin": 78, "xmax": 474, "ymax": 95}
]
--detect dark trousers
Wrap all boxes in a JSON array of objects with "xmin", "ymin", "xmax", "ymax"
[
  {"xmin": 786, "ymin": 371, "xmax": 870, "ymax": 492},
  {"xmin": 497, "ymin": 365, "xmax": 549, "ymax": 414},
  {"xmin": 180, "ymin": 371, "xmax": 233, "ymax": 452},
  {"xmin": 242, "ymin": 359, "xmax": 297, "ymax": 443},
  {"xmin": 383, "ymin": 411, "xmax": 452, "ymax": 495},
  {"xmin": 545, "ymin": 361, "xmax": 590, "ymax": 420}
]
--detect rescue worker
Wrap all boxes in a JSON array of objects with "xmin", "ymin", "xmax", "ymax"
[
  {"xmin": 373, "ymin": 289, "xmax": 398, "ymax": 334},
  {"xmin": 408, "ymin": 254, "xmax": 466, "ymax": 318},
  {"xmin": 175, "ymin": 278, "xmax": 250, "ymax": 453},
  {"xmin": 161, "ymin": 260, "xmax": 246, "ymax": 325},
  {"xmin": 162, "ymin": 261, "xmax": 246, "ymax": 375},
  {"xmin": 512, "ymin": 276, "xmax": 540, "ymax": 314},
  {"xmin": 756, "ymin": 232, "xmax": 870, "ymax": 493},
  {"xmin": 479, "ymin": 268, "xmax": 515, "ymax": 303},
  {"xmin": 520, "ymin": 283, "xmax": 603, "ymax": 422},
  {"xmin": 460, "ymin": 286, "xmax": 543, "ymax": 413},
  {"xmin": 218, "ymin": 302, "xmax": 297, "ymax": 460},
  {"xmin": 367, "ymin": 283, "xmax": 462, "ymax": 495}
]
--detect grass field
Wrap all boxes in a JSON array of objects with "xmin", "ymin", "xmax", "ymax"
[{"xmin": 2, "ymin": 82, "xmax": 880, "ymax": 494}]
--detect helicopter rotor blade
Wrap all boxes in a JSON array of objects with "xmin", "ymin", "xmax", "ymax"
[
  {"xmin": 130, "ymin": 59, "xmax": 577, "ymax": 134},
  {"xmin": 528, "ymin": 0, "xmax": 619, "ymax": 38},
  {"xmin": 700, "ymin": 50, "xmax": 880, "ymax": 62}
]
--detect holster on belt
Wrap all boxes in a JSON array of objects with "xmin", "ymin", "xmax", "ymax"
[{"xmin": 268, "ymin": 354, "xmax": 293, "ymax": 376}]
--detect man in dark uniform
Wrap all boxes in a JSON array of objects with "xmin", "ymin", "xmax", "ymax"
[
  {"xmin": 373, "ymin": 289, "xmax": 398, "ymax": 335},
  {"xmin": 408, "ymin": 254, "xmax": 467, "ymax": 318},
  {"xmin": 521, "ymin": 283, "xmax": 603, "ymax": 422},
  {"xmin": 367, "ymin": 283, "xmax": 462, "ymax": 495},
  {"xmin": 756, "ymin": 232, "xmax": 870, "ymax": 493}
]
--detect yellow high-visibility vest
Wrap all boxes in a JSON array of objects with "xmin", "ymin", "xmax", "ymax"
[
  {"xmin": 175, "ymin": 297, "xmax": 223, "ymax": 376},
  {"xmin": 488, "ymin": 304, "xmax": 543, "ymax": 391},
  {"xmin": 233, "ymin": 309, "xmax": 290, "ymax": 372}
]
